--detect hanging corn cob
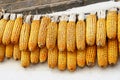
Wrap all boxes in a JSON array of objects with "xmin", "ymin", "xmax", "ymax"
[
  {"xmin": 97, "ymin": 44, "xmax": 108, "ymax": 68},
  {"xmin": 39, "ymin": 47, "xmax": 48, "ymax": 63},
  {"xmin": 13, "ymin": 44, "xmax": 21, "ymax": 60},
  {"xmin": 67, "ymin": 14, "xmax": 76, "ymax": 52},
  {"xmin": 76, "ymin": 13, "xmax": 85, "ymax": 50},
  {"xmin": 0, "ymin": 13, "xmax": 9, "ymax": 43},
  {"xmin": 86, "ymin": 45, "xmax": 96, "ymax": 67},
  {"xmin": 58, "ymin": 51, "xmax": 67, "ymax": 71},
  {"xmin": 2, "ymin": 14, "xmax": 16, "ymax": 45},
  {"xmin": 67, "ymin": 51, "xmax": 76, "ymax": 72},
  {"xmin": 5, "ymin": 44, "xmax": 14, "ymax": 59},
  {"xmin": 0, "ymin": 44, "xmax": 5, "ymax": 62},
  {"xmin": 107, "ymin": 8, "xmax": 117, "ymax": 39},
  {"xmin": 96, "ymin": 10, "xmax": 106, "ymax": 47},
  {"xmin": 11, "ymin": 14, "xmax": 23, "ymax": 44},
  {"xmin": 48, "ymin": 46, "xmax": 58, "ymax": 68},
  {"xmin": 28, "ymin": 15, "xmax": 41, "ymax": 51},
  {"xmin": 77, "ymin": 50, "xmax": 86, "ymax": 68},
  {"xmin": 38, "ymin": 16, "xmax": 51, "ymax": 48},
  {"xmin": 108, "ymin": 39, "xmax": 118, "ymax": 65},
  {"xmin": 30, "ymin": 47, "xmax": 40, "ymax": 64},
  {"xmin": 118, "ymin": 11, "xmax": 120, "ymax": 42},
  {"xmin": 58, "ymin": 15, "xmax": 68, "ymax": 51},
  {"xmin": 19, "ymin": 15, "xmax": 31, "ymax": 51},
  {"xmin": 21, "ymin": 50, "xmax": 30, "ymax": 68},
  {"xmin": 46, "ymin": 16, "xmax": 58, "ymax": 50},
  {"xmin": 86, "ymin": 13, "xmax": 96, "ymax": 46}
]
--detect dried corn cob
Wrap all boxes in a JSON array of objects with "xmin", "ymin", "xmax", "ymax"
[
  {"xmin": 107, "ymin": 8, "xmax": 117, "ymax": 39},
  {"xmin": 108, "ymin": 39, "xmax": 118, "ymax": 65},
  {"xmin": 67, "ymin": 14, "xmax": 76, "ymax": 52},
  {"xmin": 38, "ymin": 16, "xmax": 51, "ymax": 48},
  {"xmin": 67, "ymin": 51, "xmax": 76, "ymax": 72},
  {"xmin": 48, "ymin": 47, "xmax": 58, "ymax": 68},
  {"xmin": 39, "ymin": 47, "xmax": 48, "ymax": 63},
  {"xmin": 11, "ymin": 14, "xmax": 23, "ymax": 44},
  {"xmin": 77, "ymin": 50, "xmax": 86, "ymax": 68},
  {"xmin": 0, "ymin": 44, "xmax": 5, "ymax": 62},
  {"xmin": 19, "ymin": 15, "xmax": 31, "ymax": 51},
  {"xmin": 118, "ymin": 11, "xmax": 120, "ymax": 42},
  {"xmin": 28, "ymin": 15, "xmax": 41, "ymax": 51},
  {"xmin": 86, "ymin": 45, "xmax": 96, "ymax": 67},
  {"xmin": 30, "ymin": 47, "xmax": 40, "ymax": 64},
  {"xmin": 58, "ymin": 51, "xmax": 67, "ymax": 71},
  {"xmin": 2, "ymin": 14, "xmax": 16, "ymax": 45},
  {"xmin": 21, "ymin": 50, "xmax": 30, "ymax": 68},
  {"xmin": 46, "ymin": 16, "xmax": 58, "ymax": 50},
  {"xmin": 76, "ymin": 13, "xmax": 85, "ymax": 50},
  {"xmin": 96, "ymin": 10, "xmax": 106, "ymax": 47},
  {"xmin": 86, "ymin": 13, "xmax": 96, "ymax": 46},
  {"xmin": 13, "ymin": 44, "xmax": 21, "ymax": 60},
  {"xmin": 97, "ymin": 44, "xmax": 108, "ymax": 68},
  {"xmin": 58, "ymin": 15, "xmax": 68, "ymax": 51},
  {"xmin": 0, "ymin": 13, "xmax": 9, "ymax": 43},
  {"xmin": 5, "ymin": 43, "xmax": 14, "ymax": 59}
]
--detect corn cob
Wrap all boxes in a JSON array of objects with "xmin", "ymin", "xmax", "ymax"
[
  {"xmin": 2, "ymin": 14, "xmax": 16, "ymax": 45},
  {"xmin": 118, "ymin": 11, "xmax": 120, "ymax": 42},
  {"xmin": 38, "ymin": 16, "xmax": 51, "ymax": 48},
  {"xmin": 106, "ymin": 8, "xmax": 117, "ymax": 39},
  {"xmin": 13, "ymin": 44, "xmax": 21, "ymax": 60},
  {"xmin": 97, "ymin": 44, "xmax": 108, "ymax": 68},
  {"xmin": 0, "ymin": 44, "xmax": 5, "ymax": 62},
  {"xmin": 86, "ymin": 45, "xmax": 96, "ymax": 67},
  {"xmin": 96, "ymin": 10, "xmax": 106, "ymax": 47},
  {"xmin": 11, "ymin": 14, "xmax": 23, "ymax": 44},
  {"xmin": 67, "ymin": 14, "xmax": 76, "ymax": 52},
  {"xmin": 21, "ymin": 50, "xmax": 30, "ymax": 68},
  {"xmin": 19, "ymin": 15, "xmax": 31, "ymax": 51},
  {"xmin": 86, "ymin": 13, "xmax": 96, "ymax": 46},
  {"xmin": 39, "ymin": 47, "xmax": 48, "ymax": 63},
  {"xmin": 108, "ymin": 39, "xmax": 118, "ymax": 65},
  {"xmin": 28, "ymin": 15, "xmax": 41, "ymax": 51},
  {"xmin": 58, "ymin": 15, "xmax": 68, "ymax": 51},
  {"xmin": 77, "ymin": 50, "xmax": 86, "ymax": 68},
  {"xmin": 48, "ymin": 46, "xmax": 58, "ymax": 68},
  {"xmin": 46, "ymin": 16, "xmax": 58, "ymax": 50},
  {"xmin": 58, "ymin": 51, "xmax": 67, "ymax": 71},
  {"xmin": 67, "ymin": 51, "xmax": 76, "ymax": 72},
  {"xmin": 5, "ymin": 43, "xmax": 14, "ymax": 59},
  {"xmin": 76, "ymin": 13, "xmax": 85, "ymax": 50},
  {"xmin": 0, "ymin": 13, "xmax": 9, "ymax": 43},
  {"xmin": 30, "ymin": 47, "xmax": 40, "ymax": 64}
]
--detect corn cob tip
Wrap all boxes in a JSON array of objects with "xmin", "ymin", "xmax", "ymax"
[
  {"xmin": 69, "ymin": 14, "xmax": 76, "ymax": 22},
  {"xmin": 78, "ymin": 13, "xmax": 84, "ymax": 20},
  {"xmin": 10, "ymin": 13, "xmax": 16, "ymax": 20},
  {"xmin": 97, "ymin": 10, "xmax": 106, "ymax": 19},
  {"xmin": 60, "ymin": 14, "xmax": 68, "ymax": 21},
  {"xmin": 51, "ymin": 16, "xmax": 58, "ymax": 22},
  {"xmin": 109, "ymin": 7, "xmax": 117, "ymax": 11},
  {"xmin": 3, "ymin": 13, "xmax": 10, "ymax": 20},
  {"xmin": 17, "ymin": 14, "xmax": 23, "ymax": 18},
  {"xmin": 33, "ymin": 15, "xmax": 41, "ymax": 20},
  {"xmin": 25, "ymin": 15, "xmax": 32, "ymax": 24}
]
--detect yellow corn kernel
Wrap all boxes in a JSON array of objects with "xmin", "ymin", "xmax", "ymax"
[
  {"xmin": 19, "ymin": 15, "xmax": 31, "ymax": 51},
  {"xmin": 48, "ymin": 47, "xmax": 58, "ymax": 68},
  {"xmin": 5, "ymin": 44, "xmax": 13, "ymax": 59},
  {"xmin": 77, "ymin": 50, "xmax": 86, "ymax": 68},
  {"xmin": 2, "ymin": 14, "xmax": 16, "ymax": 45},
  {"xmin": 86, "ymin": 14, "xmax": 96, "ymax": 46},
  {"xmin": 96, "ymin": 18, "xmax": 106, "ymax": 47},
  {"xmin": 21, "ymin": 50, "xmax": 30, "ymax": 68},
  {"xmin": 86, "ymin": 45, "xmax": 96, "ymax": 67},
  {"xmin": 38, "ymin": 16, "xmax": 51, "ymax": 48},
  {"xmin": 58, "ymin": 15, "xmax": 67, "ymax": 51},
  {"xmin": 11, "ymin": 14, "xmax": 23, "ymax": 44},
  {"xmin": 67, "ymin": 51, "xmax": 76, "ymax": 72},
  {"xmin": 39, "ymin": 47, "xmax": 48, "ymax": 63},
  {"xmin": 108, "ymin": 39, "xmax": 118, "ymax": 65},
  {"xmin": 97, "ymin": 44, "xmax": 108, "ymax": 68},
  {"xmin": 107, "ymin": 9, "xmax": 117, "ymax": 39},
  {"xmin": 30, "ymin": 48, "xmax": 40, "ymax": 64},
  {"xmin": 58, "ymin": 51, "xmax": 67, "ymax": 71},
  {"xmin": 13, "ymin": 44, "xmax": 21, "ymax": 60},
  {"xmin": 29, "ymin": 22, "xmax": 40, "ymax": 51},
  {"xmin": 0, "ymin": 44, "xmax": 5, "ymax": 62},
  {"xmin": 118, "ymin": 12, "xmax": 120, "ymax": 42}
]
